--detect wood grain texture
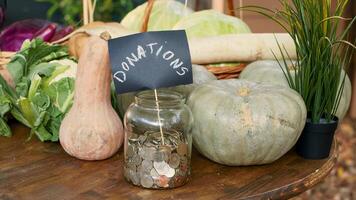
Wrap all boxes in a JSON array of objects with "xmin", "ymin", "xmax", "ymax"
[{"xmin": 0, "ymin": 123, "xmax": 337, "ymax": 200}]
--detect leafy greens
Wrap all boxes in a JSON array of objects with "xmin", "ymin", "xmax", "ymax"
[{"xmin": 0, "ymin": 39, "xmax": 75, "ymax": 141}]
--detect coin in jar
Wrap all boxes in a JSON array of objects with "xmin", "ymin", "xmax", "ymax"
[
  {"xmin": 150, "ymin": 168, "xmax": 159, "ymax": 178},
  {"xmin": 138, "ymin": 135, "xmax": 147, "ymax": 144},
  {"xmin": 143, "ymin": 146, "xmax": 156, "ymax": 160},
  {"xmin": 168, "ymin": 153, "xmax": 180, "ymax": 168},
  {"xmin": 153, "ymin": 161, "xmax": 175, "ymax": 178},
  {"xmin": 138, "ymin": 164, "xmax": 151, "ymax": 178},
  {"xmin": 141, "ymin": 159, "xmax": 153, "ymax": 171},
  {"xmin": 153, "ymin": 150, "xmax": 170, "ymax": 162},
  {"xmin": 159, "ymin": 145, "xmax": 171, "ymax": 152},
  {"xmin": 157, "ymin": 175, "xmax": 169, "ymax": 188},
  {"xmin": 126, "ymin": 161, "xmax": 137, "ymax": 172},
  {"xmin": 132, "ymin": 154, "xmax": 142, "ymax": 166},
  {"xmin": 177, "ymin": 143, "xmax": 188, "ymax": 156},
  {"xmin": 128, "ymin": 134, "xmax": 139, "ymax": 142},
  {"xmin": 150, "ymin": 131, "xmax": 162, "ymax": 139},
  {"xmin": 176, "ymin": 169, "xmax": 186, "ymax": 177},
  {"xmin": 128, "ymin": 169, "xmax": 140, "ymax": 185},
  {"xmin": 126, "ymin": 145, "xmax": 135, "ymax": 158},
  {"xmin": 138, "ymin": 147, "xmax": 145, "ymax": 158},
  {"xmin": 140, "ymin": 174, "xmax": 154, "ymax": 188},
  {"xmin": 179, "ymin": 157, "xmax": 189, "ymax": 172}
]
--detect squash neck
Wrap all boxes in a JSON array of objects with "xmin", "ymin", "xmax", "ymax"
[{"xmin": 74, "ymin": 41, "xmax": 112, "ymax": 106}]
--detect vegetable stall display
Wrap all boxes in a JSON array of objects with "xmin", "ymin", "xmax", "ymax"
[
  {"xmin": 240, "ymin": 60, "xmax": 352, "ymax": 120},
  {"xmin": 187, "ymin": 79, "xmax": 307, "ymax": 166},
  {"xmin": 59, "ymin": 36, "xmax": 123, "ymax": 160},
  {"xmin": 0, "ymin": 0, "xmax": 350, "ymax": 197}
]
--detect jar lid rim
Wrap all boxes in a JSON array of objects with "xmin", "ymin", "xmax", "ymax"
[{"xmin": 135, "ymin": 89, "xmax": 185, "ymax": 106}]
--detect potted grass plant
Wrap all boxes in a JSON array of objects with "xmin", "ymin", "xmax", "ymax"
[{"xmin": 243, "ymin": 0, "xmax": 355, "ymax": 159}]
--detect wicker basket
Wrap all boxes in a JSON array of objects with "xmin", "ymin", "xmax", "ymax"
[
  {"xmin": 0, "ymin": 51, "xmax": 14, "ymax": 69},
  {"xmin": 206, "ymin": 63, "xmax": 246, "ymax": 79}
]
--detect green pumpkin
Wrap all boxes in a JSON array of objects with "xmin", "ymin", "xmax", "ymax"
[
  {"xmin": 187, "ymin": 79, "xmax": 307, "ymax": 166},
  {"xmin": 240, "ymin": 60, "xmax": 352, "ymax": 120},
  {"xmin": 117, "ymin": 64, "xmax": 217, "ymax": 117}
]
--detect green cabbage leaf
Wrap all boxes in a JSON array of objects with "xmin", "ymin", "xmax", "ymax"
[
  {"xmin": 121, "ymin": 0, "xmax": 193, "ymax": 31},
  {"xmin": 173, "ymin": 9, "xmax": 251, "ymax": 38}
]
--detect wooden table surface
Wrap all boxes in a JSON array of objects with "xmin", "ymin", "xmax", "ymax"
[{"xmin": 0, "ymin": 123, "xmax": 337, "ymax": 200}]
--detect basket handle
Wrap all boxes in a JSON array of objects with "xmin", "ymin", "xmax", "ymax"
[
  {"xmin": 227, "ymin": 0, "xmax": 244, "ymax": 20},
  {"xmin": 82, "ymin": 0, "xmax": 95, "ymax": 25},
  {"xmin": 227, "ymin": 0, "xmax": 235, "ymax": 16},
  {"xmin": 141, "ymin": 0, "xmax": 155, "ymax": 32}
]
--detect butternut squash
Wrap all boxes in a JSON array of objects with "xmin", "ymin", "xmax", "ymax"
[{"xmin": 59, "ymin": 36, "xmax": 124, "ymax": 160}]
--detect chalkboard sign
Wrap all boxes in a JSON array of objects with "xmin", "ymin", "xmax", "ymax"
[{"xmin": 108, "ymin": 30, "xmax": 192, "ymax": 94}]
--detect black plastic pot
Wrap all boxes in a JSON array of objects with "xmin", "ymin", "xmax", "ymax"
[{"xmin": 296, "ymin": 117, "xmax": 338, "ymax": 159}]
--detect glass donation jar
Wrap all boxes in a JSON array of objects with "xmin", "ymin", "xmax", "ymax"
[{"xmin": 123, "ymin": 90, "xmax": 193, "ymax": 189}]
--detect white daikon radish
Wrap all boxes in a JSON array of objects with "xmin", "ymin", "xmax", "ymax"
[{"xmin": 188, "ymin": 33, "xmax": 296, "ymax": 64}]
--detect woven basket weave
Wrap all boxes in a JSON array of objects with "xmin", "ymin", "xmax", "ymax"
[
  {"xmin": 206, "ymin": 63, "xmax": 246, "ymax": 79},
  {"xmin": 0, "ymin": 51, "xmax": 14, "ymax": 69}
]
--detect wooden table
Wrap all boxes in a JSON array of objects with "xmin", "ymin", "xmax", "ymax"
[{"xmin": 0, "ymin": 123, "xmax": 337, "ymax": 200}]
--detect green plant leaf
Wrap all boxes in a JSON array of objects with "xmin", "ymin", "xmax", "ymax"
[
  {"xmin": 45, "ymin": 77, "xmax": 74, "ymax": 113},
  {"xmin": 246, "ymin": 0, "xmax": 356, "ymax": 122},
  {"xmin": 0, "ymin": 118, "xmax": 11, "ymax": 137}
]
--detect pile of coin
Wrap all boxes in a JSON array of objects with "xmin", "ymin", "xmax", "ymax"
[{"xmin": 124, "ymin": 130, "xmax": 190, "ymax": 189}]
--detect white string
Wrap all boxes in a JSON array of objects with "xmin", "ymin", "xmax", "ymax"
[
  {"xmin": 83, "ymin": 0, "xmax": 88, "ymax": 25},
  {"xmin": 184, "ymin": 0, "xmax": 189, "ymax": 16},
  {"xmin": 92, "ymin": 0, "xmax": 97, "ymax": 21},
  {"xmin": 154, "ymin": 89, "xmax": 165, "ymax": 145}
]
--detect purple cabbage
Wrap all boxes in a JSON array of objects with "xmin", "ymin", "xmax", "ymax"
[
  {"xmin": 50, "ymin": 25, "xmax": 74, "ymax": 42},
  {"xmin": 0, "ymin": 19, "xmax": 73, "ymax": 51},
  {"xmin": 33, "ymin": 23, "xmax": 57, "ymax": 42}
]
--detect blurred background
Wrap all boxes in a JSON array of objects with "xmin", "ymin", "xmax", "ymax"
[{"xmin": 0, "ymin": 0, "xmax": 355, "ymax": 199}]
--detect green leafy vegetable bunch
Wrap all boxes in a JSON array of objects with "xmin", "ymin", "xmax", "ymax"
[{"xmin": 0, "ymin": 39, "xmax": 76, "ymax": 141}]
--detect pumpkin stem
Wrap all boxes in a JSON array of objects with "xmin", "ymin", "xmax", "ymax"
[
  {"xmin": 100, "ymin": 31, "xmax": 111, "ymax": 41},
  {"xmin": 238, "ymin": 87, "xmax": 250, "ymax": 96}
]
